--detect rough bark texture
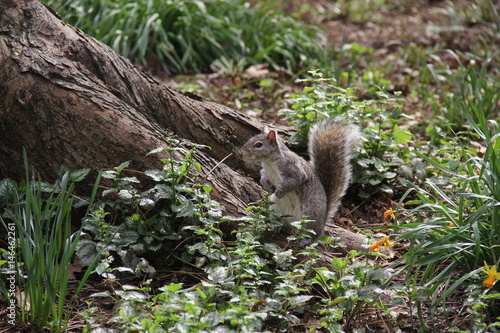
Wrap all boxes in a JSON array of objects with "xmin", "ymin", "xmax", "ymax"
[
  {"xmin": 0, "ymin": 0, "xmax": 366, "ymax": 250},
  {"xmin": 0, "ymin": 0, "xmax": 264, "ymax": 215}
]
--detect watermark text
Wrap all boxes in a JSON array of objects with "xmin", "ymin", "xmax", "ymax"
[{"xmin": 5, "ymin": 222, "xmax": 16, "ymax": 326}]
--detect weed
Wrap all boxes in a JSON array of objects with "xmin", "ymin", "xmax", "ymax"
[
  {"xmin": 339, "ymin": 0, "xmax": 386, "ymax": 24},
  {"xmin": 390, "ymin": 102, "xmax": 500, "ymax": 326},
  {"xmin": 279, "ymin": 70, "xmax": 413, "ymax": 198},
  {"xmin": 74, "ymin": 189, "xmax": 393, "ymax": 332},
  {"xmin": 422, "ymin": 62, "xmax": 500, "ymax": 132},
  {"xmin": 0, "ymin": 151, "xmax": 100, "ymax": 332},
  {"xmin": 77, "ymin": 138, "xmax": 223, "ymax": 275}
]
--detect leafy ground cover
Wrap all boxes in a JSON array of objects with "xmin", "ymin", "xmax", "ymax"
[{"xmin": 1, "ymin": 0, "xmax": 500, "ymax": 332}]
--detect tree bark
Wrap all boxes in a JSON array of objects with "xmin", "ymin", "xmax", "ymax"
[
  {"xmin": 0, "ymin": 0, "xmax": 366, "ymax": 251},
  {"xmin": 0, "ymin": 0, "xmax": 265, "ymax": 215}
]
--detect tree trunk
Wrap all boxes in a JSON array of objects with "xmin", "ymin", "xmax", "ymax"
[{"xmin": 0, "ymin": 0, "xmax": 366, "ymax": 251}]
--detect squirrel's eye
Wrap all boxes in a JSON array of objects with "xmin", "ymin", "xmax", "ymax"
[{"xmin": 255, "ymin": 142, "xmax": 263, "ymax": 148}]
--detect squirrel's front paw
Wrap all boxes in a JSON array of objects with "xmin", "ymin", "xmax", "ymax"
[
  {"xmin": 274, "ymin": 190, "xmax": 285, "ymax": 199},
  {"xmin": 265, "ymin": 184, "xmax": 276, "ymax": 192},
  {"xmin": 261, "ymin": 179, "xmax": 276, "ymax": 192}
]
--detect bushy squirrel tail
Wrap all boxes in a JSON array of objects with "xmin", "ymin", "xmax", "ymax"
[{"xmin": 308, "ymin": 118, "xmax": 362, "ymax": 222}]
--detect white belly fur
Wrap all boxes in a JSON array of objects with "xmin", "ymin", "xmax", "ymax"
[
  {"xmin": 263, "ymin": 162, "xmax": 303, "ymax": 224},
  {"xmin": 270, "ymin": 192, "xmax": 302, "ymax": 223}
]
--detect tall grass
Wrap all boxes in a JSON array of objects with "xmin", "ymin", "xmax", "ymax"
[
  {"xmin": 392, "ymin": 94, "xmax": 500, "ymax": 325},
  {"xmin": 0, "ymin": 152, "xmax": 101, "ymax": 332},
  {"xmin": 44, "ymin": 0, "xmax": 326, "ymax": 74},
  {"xmin": 420, "ymin": 61, "xmax": 500, "ymax": 129}
]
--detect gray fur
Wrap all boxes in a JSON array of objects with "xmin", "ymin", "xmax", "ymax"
[{"xmin": 239, "ymin": 119, "xmax": 361, "ymax": 241}]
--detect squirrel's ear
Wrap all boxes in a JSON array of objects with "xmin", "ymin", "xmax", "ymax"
[
  {"xmin": 267, "ymin": 130, "xmax": 277, "ymax": 142},
  {"xmin": 262, "ymin": 126, "xmax": 270, "ymax": 134}
]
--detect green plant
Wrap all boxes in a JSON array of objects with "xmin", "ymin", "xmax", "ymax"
[
  {"xmin": 77, "ymin": 138, "xmax": 224, "ymax": 275},
  {"xmin": 420, "ymin": 61, "xmax": 500, "ymax": 132},
  {"xmin": 279, "ymin": 70, "xmax": 413, "ymax": 198},
  {"xmin": 314, "ymin": 250, "xmax": 394, "ymax": 332},
  {"xmin": 342, "ymin": 0, "xmax": 386, "ymax": 24},
  {"xmin": 440, "ymin": 0, "xmax": 500, "ymax": 27},
  {"xmin": 76, "ymin": 189, "xmax": 397, "ymax": 332},
  {"xmin": 44, "ymin": 0, "xmax": 326, "ymax": 74},
  {"xmin": 0, "ymin": 152, "xmax": 100, "ymax": 332},
  {"xmin": 331, "ymin": 42, "xmax": 375, "ymax": 87},
  {"xmin": 390, "ymin": 102, "xmax": 500, "ymax": 327}
]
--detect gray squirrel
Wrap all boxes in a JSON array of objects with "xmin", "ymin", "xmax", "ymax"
[{"xmin": 239, "ymin": 118, "xmax": 361, "ymax": 240}]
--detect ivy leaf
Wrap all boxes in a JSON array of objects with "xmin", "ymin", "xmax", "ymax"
[
  {"xmin": 358, "ymin": 285, "xmax": 384, "ymax": 300},
  {"xmin": 115, "ymin": 300, "xmax": 144, "ymax": 318},
  {"xmin": 69, "ymin": 168, "xmax": 91, "ymax": 182},
  {"xmin": 139, "ymin": 198, "xmax": 155, "ymax": 209},
  {"xmin": 121, "ymin": 177, "xmax": 140, "ymax": 183},
  {"xmin": 129, "ymin": 243, "xmax": 145, "ymax": 253},
  {"xmin": 289, "ymin": 295, "xmax": 313, "ymax": 304},
  {"xmin": 121, "ymin": 291, "xmax": 148, "ymax": 301},
  {"xmin": 0, "ymin": 178, "xmax": 16, "ymax": 206},
  {"xmin": 145, "ymin": 169, "xmax": 164, "ymax": 181},
  {"xmin": 118, "ymin": 189, "xmax": 133, "ymax": 200},
  {"xmin": 207, "ymin": 204, "xmax": 223, "ymax": 218},
  {"xmin": 206, "ymin": 266, "xmax": 228, "ymax": 283},
  {"xmin": 382, "ymin": 172, "xmax": 397, "ymax": 179},
  {"xmin": 39, "ymin": 182, "xmax": 55, "ymax": 193},
  {"xmin": 147, "ymin": 147, "xmax": 165, "ymax": 155},
  {"xmin": 101, "ymin": 170, "xmax": 117, "ymax": 179},
  {"xmin": 118, "ymin": 230, "xmax": 140, "ymax": 246},
  {"xmin": 274, "ymin": 249, "xmax": 294, "ymax": 265},
  {"xmin": 75, "ymin": 239, "xmax": 98, "ymax": 267},
  {"xmin": 393, "ymin": 126, "xmax": 413, "ymax": 144},
  {"xmin": 172, "ymin": 201, "xmax": 195, "ymax": 217},
  {"xmin": 115, "ymin": 267, "xmax": 135, "ymax": 274},
  {"xmin": 153, "ymin": 184, "xmax": 173, "ymax": 200},
  {"xmin": 367, "ymin": 268, "xmax": 395, "ymax": 281},
  {"xmin": 102, "ymin": 188, "xmax": 117, "ymax": 197},
  {"xmin": 175, "ymin": 185, "xmax": 194, "ymax": 193}
]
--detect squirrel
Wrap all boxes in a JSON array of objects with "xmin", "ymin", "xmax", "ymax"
[{"xmin": 239, "ymin": 118, "xmax": 361, "ymax": 240}]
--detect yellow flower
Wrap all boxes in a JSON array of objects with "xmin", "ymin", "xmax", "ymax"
[
  {"xmin": 369, "ymin": 236, "xmax": 394, "ymax": 252},
  {"xmin": 383, "ymin": 208, "xmax": 396, "ymax": 219},
  {"xmin": 480, "ymin": 262, "xmax": 500, "ymax": 288},
  {"xmin": 449, "ymin": 217, "xmax": 459, "ymax": 227}
]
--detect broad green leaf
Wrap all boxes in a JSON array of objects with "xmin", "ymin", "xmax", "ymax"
[
  {"xmin": 118, "ymin": 189, "xmax": 133, "ymax": 200},
  {"xmin": 145, "ymin": 169, "xmax": 164, "ymax": 181},
  {"xmin": 207, "ymin": 266, "xmax": 228, "ymax": 283},
  {"xmin": 394, "ymin": 128, "xmax": 413, "ymax": 144},
  {"xmin": 75, "ymin": 239, "xmax": 98, "ymax": 267},
  {"xmin": 115, "ymin": 161, "xmax": 130, "ymax": 174},
  {"xmin": 367, "ymin": 268, "xmax": 395, "ymax": 281},
  {"xmin": 69, "ymin": 168, "xmax": 91, "ymax": 182}
]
